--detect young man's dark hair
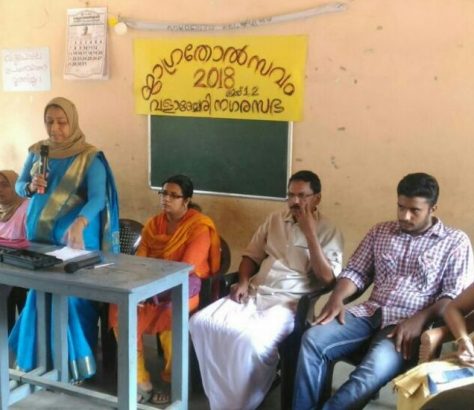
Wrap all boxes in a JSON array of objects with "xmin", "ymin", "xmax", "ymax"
[
  {"xmin": 397, "ymin": 172, "xmax": 439, "ymax": 206},
  {"xmin": 289, "ymin": 170, "xmax": 321, "ymax": 194}
]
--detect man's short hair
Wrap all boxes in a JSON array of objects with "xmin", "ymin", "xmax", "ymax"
[
  {"xmin": 397, "ymin": 172, "xmax": 439, "ymax": 206},
  {"xmin": 288, "ymin": 170, "xmax": 321, "ymax": 194}
]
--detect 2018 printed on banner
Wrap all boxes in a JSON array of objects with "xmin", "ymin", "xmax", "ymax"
[{"xmin": 134, "ymin": 35, "xmax": 307, "ymax": 121}]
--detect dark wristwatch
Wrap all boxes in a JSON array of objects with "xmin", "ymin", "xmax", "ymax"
[{"xmin": 25, "ymin": 183, "xmax": 33, "ymax": 197}]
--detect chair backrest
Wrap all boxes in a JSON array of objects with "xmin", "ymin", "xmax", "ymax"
[
  {"xmin": 119, "ymin": 218, "xmax": 144, "ymax": 255},
  {"xmin": 217, "ymin": 236, "xmax": 231, "ymax": 275},
  {"xmin": 197, "ymin": 236, "xmax": 231, "ymax": 310}
]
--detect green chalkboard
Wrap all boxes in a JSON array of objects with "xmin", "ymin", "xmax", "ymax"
[{"xmin": 149, "ymin": 116, "xmax": 291, "ymax": 199}]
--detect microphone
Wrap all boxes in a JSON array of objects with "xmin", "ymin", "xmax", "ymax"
[
  {"xmin": 64, "ymin": 253, "xmax": 102, "ymax": 274},
  {"xmin": 37, "ymin": 144, "xmax": 49, "ymax": 194}
]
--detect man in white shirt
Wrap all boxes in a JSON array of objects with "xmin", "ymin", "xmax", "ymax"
[{"xmin": 190, "ymin": 170, "xmax": 344, "ymax": 410}]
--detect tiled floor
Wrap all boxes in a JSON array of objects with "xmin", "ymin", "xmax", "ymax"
[{"xmin": 10, "ymin": 335, "xmax": 397, "ymax": 409}]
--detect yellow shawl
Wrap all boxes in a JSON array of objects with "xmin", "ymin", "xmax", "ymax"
[{"xmin": 139, "ymin": 208, "xmax": 221, "ymax": 278}]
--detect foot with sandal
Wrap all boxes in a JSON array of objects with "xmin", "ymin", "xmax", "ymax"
[
  {"xmin": 137, "ymin": 380, "xmax": 170, "ymax": 405},
  {"xmin": 137, "ymin": 381, "xmax": 153, "ymax": 403},
  {"xmin": 151, "ymin": 382, "xmax": 171, "ymax": 405}
]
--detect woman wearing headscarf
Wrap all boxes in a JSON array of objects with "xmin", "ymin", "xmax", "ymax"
[
  {"xmin": 0, "ymin": 170, "xmax": 29, "ymax": 331},
  {"xmin": 109, "ymin": 174, "xmax": 221, "ymax": 404},
  {"xmin": 9, "ymin": 97, "xmax": 120, "ymax": 382},
  {"xmin": 0, "ymin": 170, "xmax": 28, "ymax": 245}
]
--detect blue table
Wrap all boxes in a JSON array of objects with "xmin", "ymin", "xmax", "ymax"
[{"xmin": 0, "ymin": 249, "xmax": 190, "ymax": 410}]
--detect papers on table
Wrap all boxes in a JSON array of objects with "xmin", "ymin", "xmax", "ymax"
[{"xmin": 46, "ymin": 246, "xmax": 93, "ymax": 262}]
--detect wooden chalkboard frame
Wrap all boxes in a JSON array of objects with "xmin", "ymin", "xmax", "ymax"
[{"xmin": 148, "ymin": 116, "xmax": 292, "ymax": 200}]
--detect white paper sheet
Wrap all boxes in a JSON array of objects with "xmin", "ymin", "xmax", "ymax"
[
  {"xmin": 2, "ymin": 47, "xmax": 51, "ymax": 91},
  {"xmin": 46, "ymin": 246, "xmax": 93, "ymax": 262}
]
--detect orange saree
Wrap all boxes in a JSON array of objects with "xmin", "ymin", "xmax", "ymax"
[{"xmin": 108, "ymin": 208, "xmax": 220, "ymax": 382}]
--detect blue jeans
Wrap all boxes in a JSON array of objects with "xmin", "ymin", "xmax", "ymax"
[{"xmin": 293, "ymin": 310, "xmax": 413, "ymax": 410}]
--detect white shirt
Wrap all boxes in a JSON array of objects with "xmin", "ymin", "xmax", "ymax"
[{"xmin": 244, "ymin": 209, "xmax": 344, "ymax": 301}]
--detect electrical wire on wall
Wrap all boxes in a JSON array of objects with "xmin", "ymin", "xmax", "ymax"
[{"xmin": 108, "ymin": 2, "xmax": 347, "ymax": 35}]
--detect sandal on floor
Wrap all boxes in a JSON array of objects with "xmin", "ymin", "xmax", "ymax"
[
  {"xmin": 151, "ymin": 385, "xmax": 171, "ymax": 405},
  {"xmin": 137, "ymin": 385, "xmax": 153, "ymax": 403}
]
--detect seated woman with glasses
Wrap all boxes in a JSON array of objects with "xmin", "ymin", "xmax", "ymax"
[{"xmin": 109, "ymin": 174, "xmax": 221, "ymax": 404}]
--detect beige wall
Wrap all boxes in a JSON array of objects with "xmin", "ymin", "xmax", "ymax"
[{"xmin": 2, "ymin": 0, "xmax": 474, "ymax": 270}]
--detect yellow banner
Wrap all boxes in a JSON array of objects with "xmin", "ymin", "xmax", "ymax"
[{"xmin": 134, "ymin": 35, "xmax": 307, "ymax": 121}]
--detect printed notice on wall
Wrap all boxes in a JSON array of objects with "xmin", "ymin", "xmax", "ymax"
[
  {"xmin": 1, "ymin": 47, "xmax": 51, "ymax": 92},
  {"xmin": 64, "ymin": 7, "xmax": 108, "ymax": 80}
]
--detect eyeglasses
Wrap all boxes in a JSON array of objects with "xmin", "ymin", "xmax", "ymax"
[
  {"xmin": 286, "ymin": 192, "xmax": 315, "ymax": 201},
  {"xmin": 158, "ymin": 190, "xmax": 184, "ymax": 200}
]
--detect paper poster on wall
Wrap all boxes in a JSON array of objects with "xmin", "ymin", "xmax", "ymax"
[
  {"xmin": 134, "ymin": 35, "xmax": 307, "ymax": 121},
  {"xmin": 64, "ymin": 7, "xmax": 108, "ymax": 80},
  {"xmin": 1, "ymin": 47, "xmax": 51, "ymax": 92}
]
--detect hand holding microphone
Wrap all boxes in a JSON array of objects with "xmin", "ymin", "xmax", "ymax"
[
  {"xmin": 36, "ymin": 145, "xmax": 49, "ymax": 194},
  {"xmin": 28, "ymin": 145, "xmax": 49, "ymax": 195}
]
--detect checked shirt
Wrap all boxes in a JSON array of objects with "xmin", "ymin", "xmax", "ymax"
[{"xmin": 341, "ymin": 219, "xmax": 474, "ymax": 328}]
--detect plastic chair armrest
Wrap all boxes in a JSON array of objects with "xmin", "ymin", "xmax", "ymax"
[
  {"xmin": 419, "ymin": 326, "xmax": 453, "ymax": 363},
  {"xmin": 217, "ymin": 271, "xmax": 239, "ymax": 298},
  {"xmin": 295, "ymin": 286, "xmax": 333, "ymax": 330}
]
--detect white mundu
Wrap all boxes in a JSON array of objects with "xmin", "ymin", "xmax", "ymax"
[{"xmin": 190, "ymin": 209, "xmax": 343, "ymax": 410}]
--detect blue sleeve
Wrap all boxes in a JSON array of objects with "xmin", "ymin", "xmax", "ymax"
[
  {"xmin": 79, "ymin": 156, "xmax": 107, "ymax": 222},
  {"xmin": 15, "ymin": 152, "xmax": 36, "ymax": 198}
]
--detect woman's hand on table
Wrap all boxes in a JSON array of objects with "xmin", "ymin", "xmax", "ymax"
[{"xmin": 66, "ymin": 217, "xmax": 87, "ymax": 249}]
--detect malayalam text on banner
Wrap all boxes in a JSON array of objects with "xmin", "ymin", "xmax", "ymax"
[{"xmin": 134, "ymin": 35, "xmax": 307, "ymax": 121}]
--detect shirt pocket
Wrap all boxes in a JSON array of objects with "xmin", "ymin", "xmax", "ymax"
[
  {"xmin": 292, "ymin": 226, "xmax": 308, "ymax": 249},
  {"xmin": 415, "ymin": 253, "xmax": 443, "ymax": 291},
  {"xmin": 374, "ymin": 252, "xmax": 398, "ymax": 285}
]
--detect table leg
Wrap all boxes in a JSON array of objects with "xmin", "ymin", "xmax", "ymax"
[
  {"xmin": 171, "ymin": 279, "xmax": 189, "ymax": 408},
  {"xmin": 117, "ymin": 297, "xmax": 137, "ymax": 410},
  {"xmin": 0, "ymin": 286, "xmax": 10, "ymax": 410},
  {"xmin": 36, "ymin": 292, "xmax": 51, "ymax": 370},
  {"xmin": 52, "ymin": 294, "xmax": 68, "ymax": 382}
]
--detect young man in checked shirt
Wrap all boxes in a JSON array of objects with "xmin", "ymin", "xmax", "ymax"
[{"xmin": 293, "ymin": 172, "xmax": 474, "ymax": 410}]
